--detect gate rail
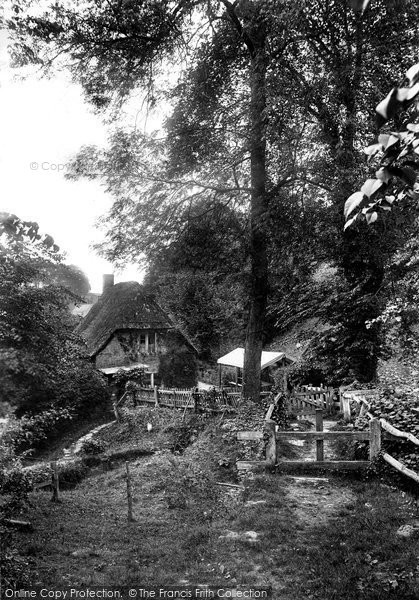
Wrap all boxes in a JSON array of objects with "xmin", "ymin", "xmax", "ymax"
[{"xmin": 237, "ymin": 408, "xmax": 380, "ymax": 471}]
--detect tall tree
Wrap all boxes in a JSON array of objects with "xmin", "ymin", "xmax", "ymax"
[{"xmin": 9, "ymin": 0, "xmax": 301, "ymax": 399}]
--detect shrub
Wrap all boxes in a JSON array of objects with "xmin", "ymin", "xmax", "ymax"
[
  {"xmin": 58, "ymin": 460, "xmax": 89, "ymax": 488},
  {"xmin": 5, "ymin": 407, "xmax": 74, "ymax": 453},
  {"xmin": 80, "ymin": 438, "xmax": 107, "ymax": 455},
  {"xmin": 158, "ymin": 333, "xmax": 197, "ymax": 388},
  {"xmin": 0, "ymin": 437, "xmax": 32, "ymax": 587}
]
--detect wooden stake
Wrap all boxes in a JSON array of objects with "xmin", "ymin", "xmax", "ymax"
[
  {"xmin": 264, "ymin": 420, "xmax": 277, "ymax": 466},
  {"xmin": 369, "ymin": 418, "xmax": 381, "ymax": 460},
  {"xmin": 153, "ymin": 386, "xmax": 159, "ymax": 407},
  {"xmin": 342, "ymin": 394, "xmax": 351, "ymax": 422},
  {"xmin": 316, "ymin": 409, "xmax": 324, "ymax": 462},
  {"xmin": 125, "ymin": 461, "xmax": 134, "ymax": 522},
  {"xmin": 50, "ymin": 461, "xmax": 60, "ymax": 503}
]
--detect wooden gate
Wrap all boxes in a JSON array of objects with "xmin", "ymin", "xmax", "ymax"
[
  {"xmin": 288, "ymin": 386, "xmax": 336, "ymax": 415},
  {"xmin": 237, "ymin": 409, "xmax": 381, "ymax": 472}
]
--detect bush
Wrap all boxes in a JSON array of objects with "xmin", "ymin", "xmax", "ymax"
[
  {"xmin": 0, "ymin": 437, "xmax": 32, "ymax": 587},
  {"xmin": 168, "ymin": 414, "xmax": 206, "ymax": 454},
  {"xmin": 58, "ymin": 460, "xmax": 89, "ymax": 488},
  {"xmin": 80, "ymin": 438, "xmax": 107, "ymax": 455},
  {"xmin": 5, "ymin": 407, "xmax": 74, "ymax": 453},
  {"xmin": 164, "ymin": 453, "xmax": 219, "ymax": 516},
  {"xmin": 158, "ymin": 333, "xmax": 197, "ymax": 388}
]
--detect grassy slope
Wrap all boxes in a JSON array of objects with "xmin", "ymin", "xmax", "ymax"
[{"xmin": 12, "ymin": 411, "xmax": 419, "ymax": 599}]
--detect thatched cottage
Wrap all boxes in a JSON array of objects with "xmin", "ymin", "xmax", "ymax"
[{"xmin": 77, "ymin": 277, "xmax": 194, "ymax": 386}]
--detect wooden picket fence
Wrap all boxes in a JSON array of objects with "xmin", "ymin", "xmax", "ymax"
[
  {"xmin": 158, "ymin": 388, "xmax": 195, "ymax": 409},
  {"xmin": 113, "ymin": 385, "xmax": 241, "ymax": 419},
  {"xmin": 288, "ymin": 385, "xmax": 336, "ymax": 415}
]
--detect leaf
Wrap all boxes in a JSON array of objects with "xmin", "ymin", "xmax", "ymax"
[
  {"xmin": 376, "ymin": 89, "xmax": 398, "ymax": 126},
  {"xmin": 407, "ymin": 123, "xmax": 419, "ymax": 133},
  {"xmin": 344, "ymin": 214, "xmax": 358, "ymax": 231},
  {"xmin": 406, "ymin": 63, "xmax": 419, "ymax": 86},
  {"xmin": 396, "ymin": 82, "xmax": 419, "ymax": 104},
  {"xmin": 375, "ymin": 168, "xmax": 391, "ymax": 183},
  {"xmin": 364, "ymin": 143, "xmax": 382, "ymax": 157},
  {"xmin": 344, "ymin": 191, "xmax": 364, "ymax": 219},
  {"xmin": 361, "ymin": 178, "xmax": 383, "ymax": 198},
  {"xmin": 348, "ymin": 0, "xmax": 370, "ymax": 12},
  {"xmin": 378, "ymin": 134, "xmax": 399, "ymax": 150}
]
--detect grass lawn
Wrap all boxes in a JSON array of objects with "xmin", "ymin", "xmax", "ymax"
[{"xmin": 13, "ymin": 447, "xmax": 419, "ymax": 600}]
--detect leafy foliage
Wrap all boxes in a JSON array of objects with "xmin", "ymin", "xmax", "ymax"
[
  {"xmin": 0, "ymin": 435, "xmax": 32, "ymax": 587},
  {"xmin": 158, "ymin": 341, "xmax": 198, "ymax": 388},
  {"xmin": 0, "ymin": 213, "xmax": 109, "ymax": 445},
  {"xmin": 8, "ymin": 1, "xmax": 419, "ymax": 388},
  {"xmin": 345, "ymin": 61, "xmax": 419, "ymax": 228},
  {"xmin": 4, "ymin": 408, "xmax": 74, "ymax": 453}
]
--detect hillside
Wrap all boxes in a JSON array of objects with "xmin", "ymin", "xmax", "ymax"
[{"xmin": 8, "ymin": 404, "xmax": 419, "ymax": 599}]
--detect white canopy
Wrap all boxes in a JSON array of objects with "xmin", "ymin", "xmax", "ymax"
[
  {"xmin": 98, "ymin": 362, "xmax": 150, "ymax": 376},
  {"xmin": 217, "ymin": 348, "xmax": 289, "ymax": 370}
]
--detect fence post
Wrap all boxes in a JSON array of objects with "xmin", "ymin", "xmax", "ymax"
[
  {"xmin": 125, "ymin": 461, "xmax": 134, "ymax": 522},
  {"xmin": 369, "ymin": 418, "xmax": 381, "ymax": 461},
  {"xmin": 316, "ymin": 408, "xmax": 324, "ymax": 462},
  {"xmin": 342, "ymin": 393, "xmax": 351, "ymax": 422},
  {"xmin": 326, "ymin": 390, "xmax": 333, "ymax": 414},
  {"xmin": 264, "ymin": 420, "xmax": 277, "ymax": 466},
  {"xmin": 154, "ymin": 386, "xmax": 159, "ymax": 407},
  {"xmin": 50, "ymin": 461, "xmax": 60, "ymax": 503}
]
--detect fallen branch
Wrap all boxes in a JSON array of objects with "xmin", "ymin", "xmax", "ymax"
[
  {"xmin": 1, "ymin": 519, "xmax": 33, "ymax": 531},
  {"xmin": 215, "ymin": 481, "xmax": 245, "ymax": 489}
]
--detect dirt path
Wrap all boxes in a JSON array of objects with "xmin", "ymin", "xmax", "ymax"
[
  {"xmin": 283, "ymin": 474, "xmax": 355, "ymax": 526},
  {"xmin": 272, "ymin": 416, "xmax": 358, "ymax": 529}
]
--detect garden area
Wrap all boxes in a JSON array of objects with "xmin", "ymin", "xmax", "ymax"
[{"xmin": 2, "ymin": 399, "xmax": 419, "ymax": 599}]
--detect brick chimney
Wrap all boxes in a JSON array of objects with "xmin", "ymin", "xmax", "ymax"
[{"xmin": 102, "ymin": 274, "xmax": 114, "ymax": 294}]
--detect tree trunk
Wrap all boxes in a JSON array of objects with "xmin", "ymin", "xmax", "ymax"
[
  {"xmin": 220, "ymin": 2, "xmax": 269, "ymax": 401},
  {"xmin": 242, "ymin": 36, "xmax": 268, "ymax": 401}
]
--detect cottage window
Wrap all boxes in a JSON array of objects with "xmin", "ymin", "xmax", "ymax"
[
  {"xmin": 139, "ymin": 333, "xmax": 146, "ymax": 352},
  {"xmin": 148, "ymin": 332, "xmax": 156, "ymax": 354}
]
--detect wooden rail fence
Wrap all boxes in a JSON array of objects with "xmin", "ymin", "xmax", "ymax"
[{"xmin": 341, "ymin": 389, "xmax": 419, "ymax": 484}]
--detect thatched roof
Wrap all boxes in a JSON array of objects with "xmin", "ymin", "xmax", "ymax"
[{"xmin": 78, "ymin": 282, "xmax": 174, "ymax": 357}]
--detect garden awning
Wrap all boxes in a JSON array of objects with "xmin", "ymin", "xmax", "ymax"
[{"xmin": 217, "ymin": 348, "xmax": 292, "ymax": 370}]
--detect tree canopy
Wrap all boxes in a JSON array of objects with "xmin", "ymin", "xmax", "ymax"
[{"xmin": 8, "ymin": 0, "xmax": 419, "ymax": 389}]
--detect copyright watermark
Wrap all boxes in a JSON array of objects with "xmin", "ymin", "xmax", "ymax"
[
  {"xmin": 30, "ymin": 161, "xmax": 69, "ymax": 172},
  {"xmin": 0, "ymin": 588, "xmax": 271, "ymax": 599}
]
